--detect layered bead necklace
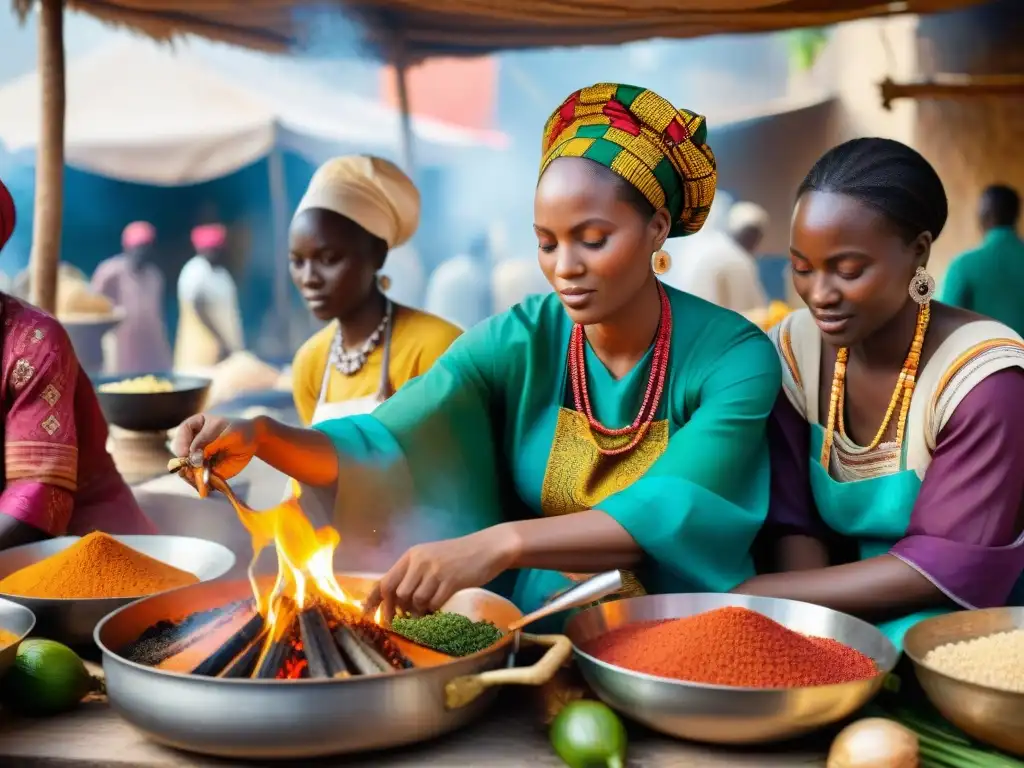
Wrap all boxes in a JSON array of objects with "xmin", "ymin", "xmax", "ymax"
[
  {"xmin": 569, "ymin": 282, "xmax": 673, "ymax": 456},
  {"xmin": 330, "ymin": 299, "xmax": 392, "ymax": 376},
  {"xmin": 819, "ymin": 300, "xmax": 930, "ymax": 468}
]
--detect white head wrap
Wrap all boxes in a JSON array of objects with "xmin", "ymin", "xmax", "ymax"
[
  {"xmin": 727, "ymin": 201, "xmax": 769, "ymax": 238},
  {"xmin": 294, "ymin": 156, "xmax": 420, "ymax": 249}
]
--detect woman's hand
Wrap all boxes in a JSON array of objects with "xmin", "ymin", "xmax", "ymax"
[
  {"xmin": 364, "ymin": 526, "xmax": 520, "ymax": 622},
  {"xmin": 171, "ymin": 414, "xmax": 261, "ymax": 480}
]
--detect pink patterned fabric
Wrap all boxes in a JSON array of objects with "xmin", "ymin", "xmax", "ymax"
[
  {"xmin": 1, "ymin": 296, "xmax": 156, "ymax": 536},
  {"xmin": 121, "ymin": 221, "xmax": 156, "ymax": 250}
]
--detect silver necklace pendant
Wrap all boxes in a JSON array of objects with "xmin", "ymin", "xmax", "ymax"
[{"xmin": 331, "ymin": 303, "xmax": 391, "ymax": 376}]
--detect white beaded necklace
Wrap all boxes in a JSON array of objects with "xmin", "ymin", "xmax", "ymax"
[{"xmin": 329, "ymin": 300, "xmax": 392, "ymax": 376}]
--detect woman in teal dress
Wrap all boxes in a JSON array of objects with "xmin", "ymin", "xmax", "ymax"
[
  {"xmin": 739, "ymin": 138, "xmax": 1024, "ymax": 649},
  {"xmin": 173, "ymin": 83, "xmax": 782, "ymax": 624}
]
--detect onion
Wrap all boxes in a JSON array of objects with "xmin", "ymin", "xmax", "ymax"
[{"xmin": 827, "ymin": 718, "xmax": 919, "ymax": 768}]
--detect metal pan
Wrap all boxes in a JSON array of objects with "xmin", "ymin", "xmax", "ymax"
[
  {"xmin": 0, "ymin": 535, "xmax": 235, "ymax": 647},
  {"xmin": 96, "ymin": 574, "xmax": 571, "ymax": 759},
  {"xmin": 564, "ymin": 593, "xmax": 899, "ymax": 745},
  {"xmin": 0, "ymin": 596, "xmax": 35, "ymax": 677}
]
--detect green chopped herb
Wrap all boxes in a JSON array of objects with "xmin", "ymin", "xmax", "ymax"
[{"xmin": 391, "ymin": 612, "xmax": 503, "ymax": 656}]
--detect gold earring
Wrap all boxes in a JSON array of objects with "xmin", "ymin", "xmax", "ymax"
[
  {"xmin": 652, "ymin": 249, "xmax": 672, "ymax": 275},
  {"xmin": 377, "ymin": 274, "xmax": 392, "ymax": 292},
  {"xmin": 908, "ymin": 266, "xmax": 935, "ymax": 305}
]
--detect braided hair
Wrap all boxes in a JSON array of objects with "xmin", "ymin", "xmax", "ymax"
[{"xmin": 797, "ymin": 138, "xmax": 948, "ymax": 245}]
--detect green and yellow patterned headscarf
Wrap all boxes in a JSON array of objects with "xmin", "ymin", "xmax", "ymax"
[{"xmin": 540, "ymin": 83, "xmax": 717, "ymax": 238}]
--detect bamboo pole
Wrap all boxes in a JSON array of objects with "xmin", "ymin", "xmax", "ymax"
[
  {"xmin": 29, "ymin": 0, "xmax": 65, "ymax": 313},
  {"xmin": 392, "ymin": 41, "xmax": 415, "ymax": 174}
]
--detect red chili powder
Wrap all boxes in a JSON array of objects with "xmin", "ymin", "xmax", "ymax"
[{"xmin": 585, "ymin": 606, "xmax": 877, "ymax": 688}]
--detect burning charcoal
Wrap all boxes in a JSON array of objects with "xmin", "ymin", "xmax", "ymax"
[
  {"xmin": 191, "ymin": 611, "xmax": 265, "ymax": 677},
  {"xmin": 299, "ymin": 607, "xmax": 349, "ymax": 679},
  {"xmin": 221, "ymin": 635, "xmax": 265, "ymax": 678},
  {"xmin": 353, "ymin": 620, "xmax": 414, "ymax": 670},
  {"xmin": 334, "ymin": 625, "xmax": 395, "ymax": 676},
  {"xmin": 254, "ymin": 604, "xmax": 298, "ymax": 680},
  {"xmin": 123, "ymin": 600, "xmax": 253, "ymax": 667}
]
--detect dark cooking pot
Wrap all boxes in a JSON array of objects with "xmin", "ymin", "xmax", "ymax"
[{"xmin": 92, "ymin": 372, "xmax": 211, "ymax": 433}]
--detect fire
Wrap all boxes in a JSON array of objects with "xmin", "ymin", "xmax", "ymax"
[{"xmin": 228, "ymin": 490, "xmax": 365, "ymax": 633}]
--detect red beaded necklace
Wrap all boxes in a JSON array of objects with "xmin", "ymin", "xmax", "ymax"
[{"xmin": 569, "ymin": 282, "xmax": 673, "ymax": 456}]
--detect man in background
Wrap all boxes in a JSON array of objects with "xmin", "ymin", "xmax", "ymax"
[
  {"xmin": 91, "ymin": 222, "xmax": 173, "ymax": 374},
  {"xmin": 939, "ymin": 185, "xmax": 1024, "ymax": 335},
  {"xmin": 174, "ymin": 224, "xmax": 244, "ymax": 371},
  {"xmin": 674, "ymin": 200, "xmax": 769, "ymax": 315}
]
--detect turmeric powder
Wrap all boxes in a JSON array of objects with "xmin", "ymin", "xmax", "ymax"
[
  {"xmin": 0, "ymin": 532, "xmax": 199, "ymax": 599},
  {"xmin": 0, "ymin": 627, "xmax": 18, "ymax": 650}
]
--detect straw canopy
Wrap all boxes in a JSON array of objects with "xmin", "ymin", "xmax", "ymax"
[{"xmin": 13, "ymin": 0, "xmax": 991, "ymax": 60}]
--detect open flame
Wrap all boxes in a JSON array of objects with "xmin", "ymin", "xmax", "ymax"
[{"xmin": 229, "ymin": 487, "xmax": 374, "ymax": 636}]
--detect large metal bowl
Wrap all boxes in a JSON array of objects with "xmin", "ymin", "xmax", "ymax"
[
  {"xmin": 904, "ymin": 607, "xmax": 1024, "ymax": 756},
  {"xmin": 0, "ymin": 535, "xmax": 235, "ymax": 647},
  {"xmin": 0, "ymin": 597, "xmax": 35, "ymax": 677},
  {"xmin": 92, "ymin": 372, "xmax": 210, "ymax": 432},
  {"xmin": 96, "ymin": 575, "xmax": 570, "ymax": 759},
  {"xmin": 565, "ymin": 593, "xmax": 899, "ymax": 745}
]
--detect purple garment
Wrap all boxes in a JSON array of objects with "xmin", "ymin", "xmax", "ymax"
[
  {"xmin": 91, "ymin": 255, "xmax": 173, "ymax": 374},
  {"xmin": 767, "ymin": 369, "xmax": 1024, "ymax": 608}
]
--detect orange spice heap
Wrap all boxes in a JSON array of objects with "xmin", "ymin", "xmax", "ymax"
[
  {"xmin": 0, "ymin": 532, "xmax": 198, "ymax": 599},
  {"xmin": 587, "ymin": 606, "xmax": 878, "ymax": 688},
  {"xmin": 0, "ymin": 627, "xmax": 18, "ymax": 649}
]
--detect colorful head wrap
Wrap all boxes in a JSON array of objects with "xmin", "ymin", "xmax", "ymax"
[
  {"xmin": 540, "ymin": 83, "xmax": 717, "ymax": 238},
  {"xmin": 294, "ymin": 155, "xmax": 420, "ymax": 249},
  {"xmin": 122, "ymin": 221, "xmax": 156, "ymax": 250},
  {"xmin": 192, "ymin": 224, "xmax": 227, "ymax": 252},
  {"xmin": 0, "ymin": 178, "xmax": 15, "ymax": 251}
]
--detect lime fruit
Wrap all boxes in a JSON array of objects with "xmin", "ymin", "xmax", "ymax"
[
  {"xmin": 550, "ymin": 700, "xmax": 628, "ymax": 768},
  {"xmin": 2, "ymin": 639, "xmax": 94, "ymax": 716}
]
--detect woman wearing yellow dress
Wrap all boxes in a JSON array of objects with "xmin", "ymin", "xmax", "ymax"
[
  {"xmin": 285, "ymin": 156, "xmax": 461, "ymax": 549},
  {"xmin": 289, "ymin": 155, "xmax": 461, "ymax": 426}
]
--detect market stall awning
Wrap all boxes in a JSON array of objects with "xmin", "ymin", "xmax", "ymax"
[
  {"xmin": 49, "ymin": 0, "xmax": 991, "ymax": 60},
  {"xmin": 0, "ymin": 39, "xmax": 507, "ymax": 185}
]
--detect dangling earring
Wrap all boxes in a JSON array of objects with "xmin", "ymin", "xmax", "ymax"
[
  {"xmin": 908, "ymin": 266, "xmax": 935, "ymax": 305},
  {"xmin": 377, "ymin": 273, "xmax": 392, "ymax": 292},
  {"xmin": 652, "ymin": 249, "xmax": 672, "ymax": 275}
]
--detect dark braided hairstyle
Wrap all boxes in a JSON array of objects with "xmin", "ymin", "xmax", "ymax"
[{"xmin": 797, "ymin": 138, "xmax": 948, "ymax": 245}]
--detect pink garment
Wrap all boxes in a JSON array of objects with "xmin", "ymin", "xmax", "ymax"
[
  {"xmin": 0, "ymin": 295, "xmax": 156, "ymax": 537},
  {"xmin": 91, "ymin": 255, "xmax": 173, "ymax": 374},
  {"xmin": 191, "ymin": 224, "xmax": 227, "ymax": 252},
  {"xmin": 122, "ymin": 221, "xmax": 156, "ymax": 250}
]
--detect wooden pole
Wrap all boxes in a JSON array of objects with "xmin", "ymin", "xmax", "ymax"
[
  {"xmin": 29, "ymin": 0, "xmax": 65, "ymax": 313},
  {"xmin": 392, "ymin": 44, "xmax": 415, "ymax": 174}
]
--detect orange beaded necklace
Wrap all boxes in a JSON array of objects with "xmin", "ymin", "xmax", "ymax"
[{"xmin": 820, "ymin": 267, "xmax": 934, "ymax": 469}]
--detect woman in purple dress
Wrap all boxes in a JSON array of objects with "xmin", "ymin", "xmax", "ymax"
[{"xmin": 737, "ymin": 138, "xmax": 1024, "ymax": 648}]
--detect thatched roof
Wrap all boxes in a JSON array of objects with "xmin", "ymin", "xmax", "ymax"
[{"xmin": 14, "ymin": 0, "xmax": 991, "ymax": 60}]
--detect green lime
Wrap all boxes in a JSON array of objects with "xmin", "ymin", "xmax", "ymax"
[
  {"xmin": 550, "ymin": 700, "xmax": 627, "ymax": 768},
  {"xmin": 2, "ymin": 639, "xmax": 94, "ymax": 716}
]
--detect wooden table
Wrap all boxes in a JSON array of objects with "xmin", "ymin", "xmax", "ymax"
[{"xmin": 0, "ymin": 695, "xmax": 828, "ymax": 767}]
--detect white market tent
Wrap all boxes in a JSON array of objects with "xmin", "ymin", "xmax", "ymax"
[
  {"xmin": 0, "ymin": 37, "xmax": 508, "ymax": 186},
  {"xmin": 0, "ymin": 37, "xmax": 508, "ymax": 336}
]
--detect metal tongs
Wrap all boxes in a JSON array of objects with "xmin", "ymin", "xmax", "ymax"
[{"xmin": 167, "ymin": 455, "xmax": 245, "ymax": 509}]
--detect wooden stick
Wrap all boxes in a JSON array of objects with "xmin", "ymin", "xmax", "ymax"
[
  {"xmin": 299, "ymin": 608, "xmax": 349, "ymax": 679},
  {"xmin": 191, "ymin": 612, "xmax": 265, "ymax": 677},
  {"xmin": 334, "ymin": 625, "xmax": 395, "ymax": 676}
]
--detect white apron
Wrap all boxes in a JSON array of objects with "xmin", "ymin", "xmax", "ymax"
[{"xmin": 291, "ymin": 307, "xmax": 399, "ymax": 572}]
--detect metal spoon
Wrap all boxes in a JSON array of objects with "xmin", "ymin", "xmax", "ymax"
[{"xmin": 507, "ymin": 570, "xmax": 624, "ymax": 632}]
